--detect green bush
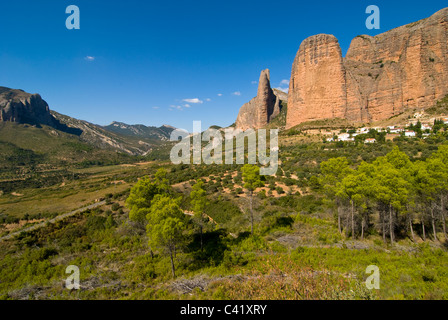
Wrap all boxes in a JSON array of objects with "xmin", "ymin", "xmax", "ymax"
[{"xmin": 86, "ymin": 215, "xmax": 107, "ymax": 231}]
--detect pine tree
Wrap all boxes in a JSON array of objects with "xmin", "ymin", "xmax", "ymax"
[
  {"xmin": 190, "ymin": 180, "xmax": 208, "ymax": 251},
  {"xmin": 242, "ymin": 164, "xmax": 264, "ymax": 235}
]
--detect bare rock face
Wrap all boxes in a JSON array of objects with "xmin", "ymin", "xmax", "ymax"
[
  {"xmin": 236, "ymin": 69, "xmax": 284, "ymax": 130},
  {"xmin": 1, "ymin": 87, "xmax": 52, "ymax": 124},
  {"xmin": 0, "ymin": 87, "xmax": 81, "ymax": 135},
  {"xmin": 272, "ymin": 88, "xmax": 288, "ymax": 103},
  {"xmin": 287, "ymin": 34, "xmax": 348, "ymax": 127},
  {"xmin": 287, "ymin": 8, "xmax": 448, "ymax": 128}
]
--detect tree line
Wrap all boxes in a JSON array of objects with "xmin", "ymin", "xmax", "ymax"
[
  {"xmin": 125, "ymin": 146, "xmax": 448, "ymax": 279},
  {"xmin": 319, "ymin": 145, "xmax": 448, "ymax": 244},
  {"xmin": 125, "ymin": 164, "xmax": 262, "ymax": 278}
]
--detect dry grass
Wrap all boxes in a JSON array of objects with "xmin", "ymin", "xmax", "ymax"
[
  {"xmin": 0, "ymin": 164, "xmax": 136, "ymax": 218},
  {"xmin": 206, "ymin": 255, "xmax": 370, "ymax": 300}
]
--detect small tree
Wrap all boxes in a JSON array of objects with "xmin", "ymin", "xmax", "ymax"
[
  {"xmin": 429, "ymin": 146, "xmax": 448, "ymax": 239},
  {"xmin": 337, "ymin": 170, "xmax": 368, "ymax": 239},
  {"xmin": 146, "ymin": 195, "xmax": 187, "ymax": 279},
  {"xmin": 242, "ymin": 164, "xmax": 264, "ymax": 234},
  {"xmin": 126, "ymin": 176, "xmax": 161, "ymax": 224},
  {"xmin": 126, "ymin": 168, "xmax": 173, "ymax": 258},
  {"xmin": 126, "ymin": 168, "xmax": 171, "ymax": 223},
  {"xmin": 190, "ymin": 180, "xmax": 209, "ymax": 251},
  {"xmin": 154, "ymin": 168, "xmax": 170, "ymax": 192},
  {"xmin": 320, "ymin": 157, "xmax": 353, "ymax": 235},
  {"xmin": 370, "ymin": 157, "xmax": 409, "ymax": 244},
  {"xmin": 414, "ymin": 159, "xmax": 442, "ymax": 242}
]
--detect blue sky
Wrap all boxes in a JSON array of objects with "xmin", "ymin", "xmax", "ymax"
[{"xmin": 0, "ymin": 0, "xmax": 447, "ymax": 130}]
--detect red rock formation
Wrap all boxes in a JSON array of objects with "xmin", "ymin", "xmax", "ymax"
[
  {"xmin": 236, "ymin": 69, "xmax": 285, "ymax": 130},
  {"xmin": 287, "ymin": 34, "xmax": 348, "ymax": 127},
  {"xmin": 287, "ymin": 8, "xmax": 448, "ymax": 128}
]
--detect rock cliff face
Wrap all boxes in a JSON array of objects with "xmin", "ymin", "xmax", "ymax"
[
  {"xmin": 287, "ymin": 8, "xmax": 448, "ymax": 128},
  {"xmin": 0, "ymin": 87, "xmax": 81, "ymax": 135},
  {"xmin": 287, "ymin": 34, "xmax": 348, "ymax": 127},
  {"xmin": 236, "ymin": 69, "xmax": 285, "ymax": 130}
]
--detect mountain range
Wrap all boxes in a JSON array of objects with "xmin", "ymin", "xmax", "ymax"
[{"xmin": 0, "ymin": 86, "xmax": 175, "ymax": 157}]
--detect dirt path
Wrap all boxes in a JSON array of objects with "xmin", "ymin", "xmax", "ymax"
[{"xmin": 0, "ymin": 201, "xmax": 106, "ymax": 242}]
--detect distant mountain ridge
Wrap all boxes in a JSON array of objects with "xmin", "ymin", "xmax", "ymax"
[
  {"xmin": 51, "ymin": 112, "xmax": 149, "ymax": 155},
  {"xmin": 0, "ymin": 86, "xmax": 176, "ymax": 156},
  {"xmin": 104, "ymin": 121, "xmax": 174, "ymax": 141},
  {"xmin": 52, "ymin": 113, "xmax": 176, "ymax": 155}
]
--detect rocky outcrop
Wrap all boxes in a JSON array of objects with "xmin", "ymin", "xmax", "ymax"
[
  {"xmin": 287, "ymin": 8, "xmax": 448, "ymax": 128},
  {"xmin": 272, "ymin": 88, "xmax": 288, "ymax": 103},
  {"xmin": 236, "ymin": 69, "xmax": 285, "ymax": 130},
  {"xmin": 287, "ymin": 34, "xmax": 348, "ymax": 127},
  {"xmin": 0, "ymin": 87, "xmax": 82, "ymax": 135}
]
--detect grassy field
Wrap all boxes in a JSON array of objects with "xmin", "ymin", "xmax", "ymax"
[{"xmin": 0, "ymin": 162, "xmax": 161, "ymax": 222}]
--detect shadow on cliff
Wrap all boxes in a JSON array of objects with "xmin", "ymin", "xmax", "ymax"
[{"xmin": 18, "ymin": 117, "xmax": 83, "ymax": 136}]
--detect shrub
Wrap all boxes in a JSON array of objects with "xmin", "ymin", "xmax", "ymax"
[
  {"xmin": 86, "ymin": 216, "xmax": 107, "ymax": 231},
  {"xmin": 275, "ymin": 186, "xmax": 285, "ymax": 194}
]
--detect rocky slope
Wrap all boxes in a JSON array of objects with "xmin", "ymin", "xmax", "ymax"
[
  {"xmin": 235, "ymin": 69, "xmax": 286, "ymax": 130},
  {"xmin": 51, "ymin": 112, "xmax": 154, "ymax": 156},
  {"xmin": 287, "ymin": 7, "xmax": 448, "ymax": 128},
  {"xmin": 52, "ymin": 116, "xmax": 176, "ymax": 156}
]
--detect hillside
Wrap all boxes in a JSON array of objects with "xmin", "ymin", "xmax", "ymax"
[
  {"xmin": 2, "ymin": 132, "xmax": 448, "ymax": 300},
  {"xmin": 0, "ymin": 122, "xmax": 136, "ymax": 170},
  {"xmin": 51, "ymin": 112, "xmax": 156, "ymax": 156},
  {"xmin": 2, "ymin": 5, "xmax": 448, "ymax": 304}
]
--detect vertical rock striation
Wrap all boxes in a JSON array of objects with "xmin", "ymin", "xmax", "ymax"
[
  {"xmin": 287, "ymin": 34, "xmax": 349, "ymax": 127},
  {"xmin": 286, "ymin": 8, "xmax": 448, "ymax": 128},
  {"xmin": 236, "ymin": 69, "xmax": 285, "ymax": 130}
]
